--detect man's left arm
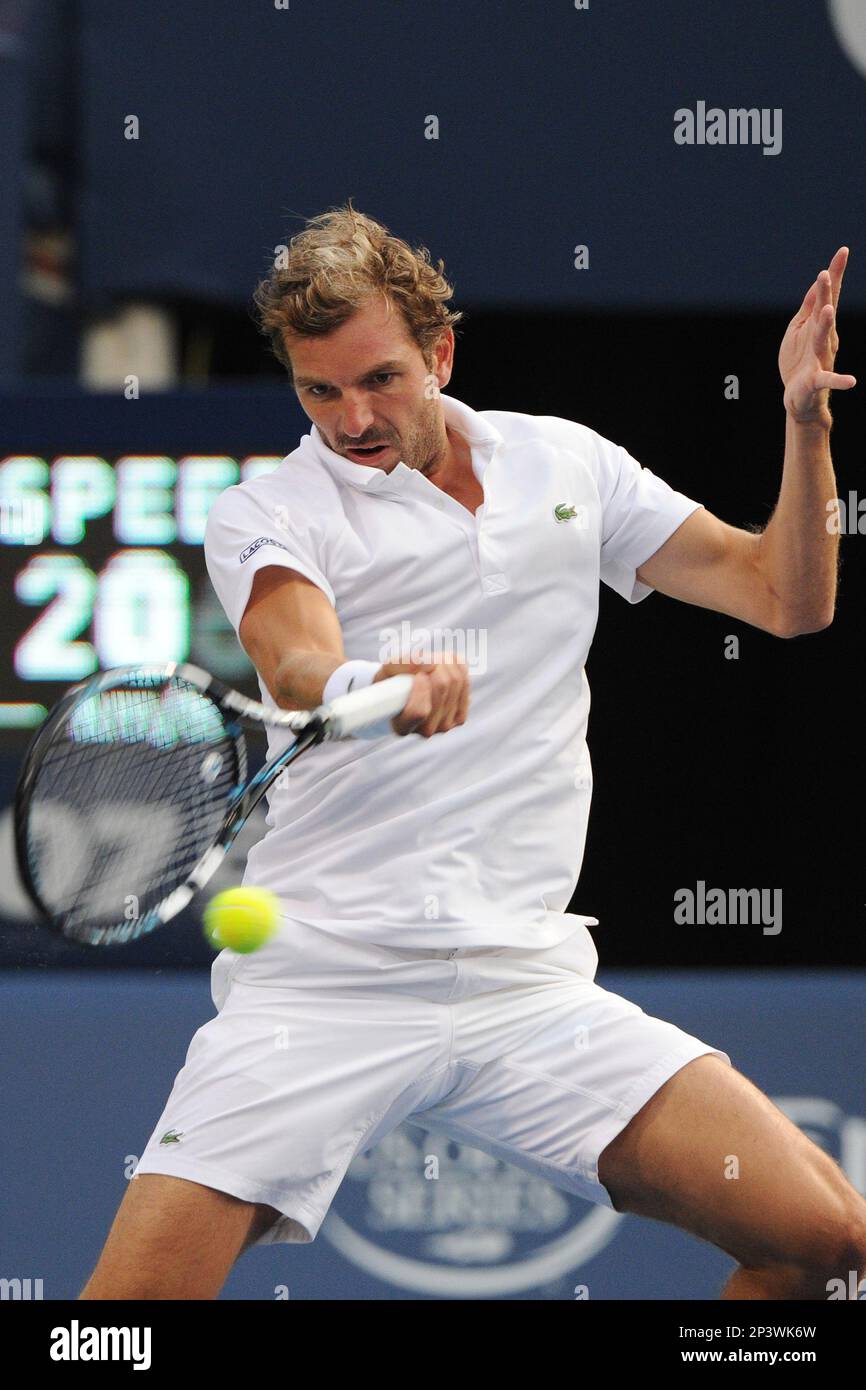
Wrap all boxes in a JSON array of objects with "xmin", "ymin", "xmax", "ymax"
[{"xmin": 636, "ymin": 247, "xmax": 856, "ymax": 639}]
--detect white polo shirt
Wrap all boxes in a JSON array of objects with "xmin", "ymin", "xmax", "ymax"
[{"xmin": 203, "ymin": 392, "xmax": 702, "ymax": 949}]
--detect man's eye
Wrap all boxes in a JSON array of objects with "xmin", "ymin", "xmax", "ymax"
[{"xmin": 307, "ymin": 376, "xmax": 393, "ymax": 396}]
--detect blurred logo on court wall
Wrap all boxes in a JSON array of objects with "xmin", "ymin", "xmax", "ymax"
[
  {"xmin": 829, "ymin": 0, "xmax": 866, "ymax": 81},
  {"xmin": 379, "ymin": 623, "xmax": 488, "ymax": 676},
  {"xmin": 322, "ymin": 1127, "xmax": 624, "ymax": 1297},
  {"xmin": 323, "ymin": 1101, "xmax": 866, "ymax": 1296}
]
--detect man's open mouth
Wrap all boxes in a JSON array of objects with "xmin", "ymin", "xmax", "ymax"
[{"xmin": 345, "ymin": 444, "xmax": 389, "ymax": 461}]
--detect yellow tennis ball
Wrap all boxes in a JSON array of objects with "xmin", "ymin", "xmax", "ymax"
[{"xmin": 203, "ymin": 886, "xmax": 280, "ymax": 954}]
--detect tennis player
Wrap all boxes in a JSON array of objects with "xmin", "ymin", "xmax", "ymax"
[{"xmin": 81, "ymin": 209, "xmax": 865, "ymax": 1300}]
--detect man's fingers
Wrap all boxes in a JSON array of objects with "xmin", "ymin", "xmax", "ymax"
[
  {"xmin": 379, "ymin": 657, "xmax": 470, "ymax": 738},
  {"xmin": 391, "ymin": 673, "xmax": 433, "ymax": 734},
  {"xmin": 828, "ymin": 246, "xmax": 849, "ymax": 309},
  {"xmin": 795, "ymin": 276, "xmax": 819, "ymax": 322},
  {"xmin": 414, "ymin": 666, "xmax": 462, "ymax": 736},
  {"xmin": 813, "ymin": 301, "xmax": 835, "ymax": 354},
  {"xmin": 396, "ymin": 663, "xmax": 470, "ymax": 737},
  {"xmin": 456, "ymin": 671, "xmax": 471, "ymax": 726},
  {"xmin": 811, "ymin": 269, "xmax": 832, "ymax": 324},
  {"xmin": 814, "ymin": 370, "xmax": 857, "ymax": 392},
  {"xmin": 795, "ymin": 249, "xmax": 848, "ymax": 326},
  {"xmin": 430, "ymin": 665, "xmax": 462, "ymax": 734}
]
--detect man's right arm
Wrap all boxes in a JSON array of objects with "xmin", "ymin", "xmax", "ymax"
[
  {"xmin": 237, "ymin": 566, "xmax": 469, "ymax": 738},
  {"xmin": 239, "ymin": 564, "xmax": 346, "ymax": 709}
]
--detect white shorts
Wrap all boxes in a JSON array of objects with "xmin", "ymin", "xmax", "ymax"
[{"xmin": 135, "ymin": 915, "xmax": 731, "ymax": 1244}]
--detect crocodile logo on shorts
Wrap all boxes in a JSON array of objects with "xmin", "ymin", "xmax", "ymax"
[
  {"xmin": 159, "ymin": 1129, "xmax": 184, "ymax": 1145},
  {"xmin": 553, "ymin": 503, "xmax": 578, "ymax": 523}
]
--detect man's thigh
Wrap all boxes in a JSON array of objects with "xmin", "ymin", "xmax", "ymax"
[
  {"xmin": 597, "ymin": 1054, "xmax": 866, "ymax": 1271},
  {"xmin": 79, "ymin": 1174, "xmax": 279, "ymax": 1299}
]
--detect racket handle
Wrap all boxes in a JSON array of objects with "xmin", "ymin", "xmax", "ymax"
[{"xmin": 322, "ymin": 673, "xmax": 414, "ymax": 739}]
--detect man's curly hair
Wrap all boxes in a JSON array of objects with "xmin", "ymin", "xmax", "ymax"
[{"xmin": 252, "ymin": 201, "xmax": 463, "ymax": 385}]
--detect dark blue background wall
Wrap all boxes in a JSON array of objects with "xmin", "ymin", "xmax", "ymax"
[{"xmin": 76, "ymin": 0, "xmax": 866, "ymax": 310}]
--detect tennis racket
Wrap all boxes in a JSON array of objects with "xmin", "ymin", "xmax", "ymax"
[{"xmin": 14, "ymin": 661, "xmax": 413, "ymax": 948}]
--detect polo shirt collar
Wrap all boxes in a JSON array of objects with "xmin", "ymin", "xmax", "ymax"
[{"xmin": 303, "ymin": 393, "xmax": 504, "ymax": 492}]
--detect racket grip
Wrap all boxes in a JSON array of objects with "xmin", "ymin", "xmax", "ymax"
[{"xmin": 322, "ymin": 673, "xmax": 414, "ymax": 739}]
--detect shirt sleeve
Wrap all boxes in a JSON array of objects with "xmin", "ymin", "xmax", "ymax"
[
  {"xmin": 203, "ymin": 482, "xmax": 336, "ymax": 633},
  {"xmin": 592, "ymin": 432, "xmax": 704, "ymax": 603}
]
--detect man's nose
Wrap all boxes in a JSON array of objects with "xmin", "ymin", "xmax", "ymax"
[{"xmin": 340, "ymin": 394, "xmax": 376, "ymax": 439}]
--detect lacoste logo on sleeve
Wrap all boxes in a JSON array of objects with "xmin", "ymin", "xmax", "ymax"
[
  {"xmin": 239, "ymin": 536, "xmax": 291, "ymax": 564},
  {"xmin": 159, "ymin": 1128, "xmax": 184, "ymax": 1145},
  {"xmin": 553, "ymin": 503, "xmax": 578, "ymax": 522}
]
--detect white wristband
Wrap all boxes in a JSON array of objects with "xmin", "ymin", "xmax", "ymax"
[
  {"xmin": 322, "ymin": 659, "xmax": 381, "ymax": 703},
  {"xmin": 322, "ymin": 660, "xmax": 394, "ymax": 739}
]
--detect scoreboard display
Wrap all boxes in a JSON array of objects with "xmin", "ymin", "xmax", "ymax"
[{"xmin": 0, "ymin": 452, "xmax": 281, "ymax": 744}]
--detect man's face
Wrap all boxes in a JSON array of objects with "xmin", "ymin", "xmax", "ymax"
[{"xmin": 285, "ymin": 295, "xmax": 454, "ymax": 473}]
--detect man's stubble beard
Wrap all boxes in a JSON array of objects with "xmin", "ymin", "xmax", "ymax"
[{"xmin": 400, "ymin": 395, "xmax": 448, "ymax": 477}]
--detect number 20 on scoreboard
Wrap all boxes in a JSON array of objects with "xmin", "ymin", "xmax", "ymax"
[{"xmin": 0, "ymin": 453, "xmax": 279, "ymax": 719}]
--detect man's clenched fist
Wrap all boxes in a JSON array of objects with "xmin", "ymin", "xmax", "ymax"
[{"xmin": 373, "ymin": 654, "xmax": 470, "ymax": 737}]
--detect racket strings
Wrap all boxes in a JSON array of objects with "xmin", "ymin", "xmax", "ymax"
[{"xmin": 23, "ymin": 676, "xmax": 239, "ymax": 937}]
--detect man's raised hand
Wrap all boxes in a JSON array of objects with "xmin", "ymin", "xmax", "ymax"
[{"xmin": 779, "ymin": 246, "xmax": 857, "ymax": 426}]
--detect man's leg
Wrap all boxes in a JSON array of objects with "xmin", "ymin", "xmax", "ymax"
[
  {"xmin": 597, "ymin": 1054, "xmax": 866, "ymax": 1299},
  {"xmin": 79, "ymin": 1174, "xmax": 281, "ymax": 1300}
]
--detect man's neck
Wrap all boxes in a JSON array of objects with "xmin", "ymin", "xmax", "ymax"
[
  {"xmin": 424, "ymin": 426, "xmax": 484, "ymax": 514},
  {"xmin": 423, "ymin": 425, "xmax": 468, "ymax": 482}
]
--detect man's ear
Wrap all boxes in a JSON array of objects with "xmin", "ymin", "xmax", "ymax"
[{"xmin": 430, "ymin": 328, "xmax": 455, "ymax": 388}]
